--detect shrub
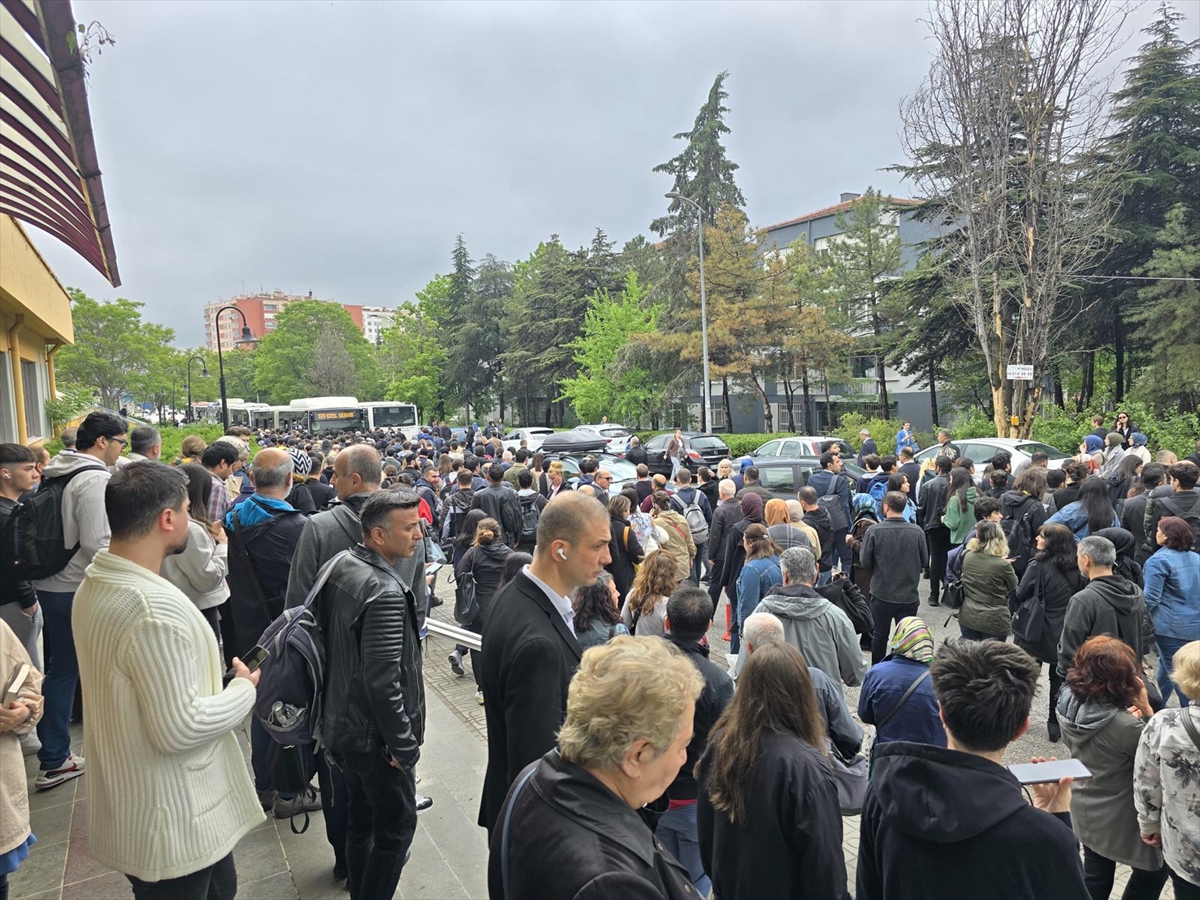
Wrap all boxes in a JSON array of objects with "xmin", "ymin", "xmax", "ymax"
[{"xmin": 41, "ymin": 423, "xmax": 247, "ymax": 463}]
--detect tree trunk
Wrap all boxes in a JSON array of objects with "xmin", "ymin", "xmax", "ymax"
[
  {"xmin": 929, "ymin": 357, "xmax": 939, "ymax": 426},
  {"xmin": 748, "ymin": 372, "xmax": 773, "ymax": 434},
  {"xmin": 871, "ymin": 301, "xmax": 890, "ymax": 419},
  {"xmin": 1054, "ymin": 374, "xmax": 1065, "ymax": 410},
  {"xmin": 498, "ymin": 375, "xmax": 506, "ymax": 422},
  {"xmin": 1114, "ymin": 310, "xmax": 1124, "ymax": 404},
  {"xmin": 722, "ymin": 376, "xmax": 733, "ymax": 434},
  {"xmin": 800, "ymin": 367, "xmax": 812, "ymax": 434},
  {"xmin": 822, "ymin": 370, "xmax": 833, "ymax": 433}
]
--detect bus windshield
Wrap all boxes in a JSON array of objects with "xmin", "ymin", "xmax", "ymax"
[
  {"xmin": 308, "ymin": 408, "xmax": 364, "ymax": 433},
  {"xmin": 368, "ymin": 405, "xmax": 417, "ymax": 429}
]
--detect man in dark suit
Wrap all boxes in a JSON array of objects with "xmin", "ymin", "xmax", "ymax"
[
  {"xmin": 856, "ymin": 428, "xmax": 878, "ymax": 468},
  {"xmin": 477, "ymin": 491, "xmax": 613, "ymax": 835}
]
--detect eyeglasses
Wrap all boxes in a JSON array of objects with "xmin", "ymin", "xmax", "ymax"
[{"xmin": 107, "ymin": 437, "xmax": 128, "ymax": 447}]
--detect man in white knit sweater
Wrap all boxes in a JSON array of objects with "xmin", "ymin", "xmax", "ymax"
[{"xmin": 73, "ymin": 461, "xmax": 263, "ymax": 900}]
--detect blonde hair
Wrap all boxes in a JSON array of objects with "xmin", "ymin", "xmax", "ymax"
[
  {"xmin": 627, "ymin": 550, "xmax": 678, "ymax": 617},
  {"xmin": 558, "ymin": 635, "xmax": 703, "ymax": 770},
  {"xmin": 548, "ymin": 460, "xmax": 565, "ymax": 476},
  {"xmin": 967, "ymin": 519, "xmax": 1009, "ymax": 558},
  {"xmin": 1172, "ymin": 641, "xmax": 1200, "ymax": 700}
]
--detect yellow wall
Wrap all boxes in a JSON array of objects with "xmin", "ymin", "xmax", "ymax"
[{"xmin": 0, "ymin": 215, "xmax": 74, "ymax": 345}]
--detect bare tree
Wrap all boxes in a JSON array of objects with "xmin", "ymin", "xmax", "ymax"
[
  {"xmin": 305, "ymin": 326, "xmax": 358, "ymax": 397},
  {"xmin": 897, "ymin": 0, "xmax": 1129, "ymax": 436}
]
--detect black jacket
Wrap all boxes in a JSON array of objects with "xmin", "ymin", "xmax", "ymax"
[
  {"xmin": 814, "ymin": 577, "xmax": 874, "ymax": 637},
  {"xmin": 698, "ymin": 730, "xmax": 849, "ymax": 900},
  {"xmin": 318, "ymin": 545, "xmax": 424, "ymax": 767},
  {"xmin": 472, "ymin": 482, "xmax": 523, "ymax": 545},
  {"xmin": 456, "ymin": 541, "xmax": 513, "ymax": 626},
  {"xmin": 479, "ymin": 570, "xmax": 582, "ymax": 833},
  {"xmin": 1057, "ymin": 573, "xmax": 1148, "ymax": 677},
  {"xmin": 303, "ymin": 479, "xmax": 336, "ymax": 511},
  {"xmin": 707, "ymin": 499, "xmax": 744, "ymax": 564},
  {"xmin": 1010, "ymin": 558, "xmax": 1083, "ymax": 664},
  {"xmin": 803, "ymin": 505, "xmax": 834, "ymax": 571},
  {"xmin": 1000, "ymin": 490, "xmax": 1048, "ymax": 579},
  {"xmin": 489, "ymin": 750, "xmax": 695, "ymax": 900},
  {"xmin": 857, "ymin": 742, "xmax": 1087, "ymax": 900},
  {"xmin": 918, "ymin": 474, "xmax": 951, "ymax": 531},
  {"xmin": 0, "ymin": 497, "xmax": 38, "ymax": 610},
  {"xmin": 661, "ymin": 634, "xmax": 733, "ymax": 803},
  {"xmin": 607, "ymin": 515, "xmax": 643, "ymax": 603},
  {"xmin": 625, "ymin": 445, "xmax": 649, "ymax": 468},
  {"xmin": 856, "ymin": 438, "xmax": 878, "ymax": 468},
  {"xmin": 224, "ymin": 498, "xmax": 306, "ymax": 655}
]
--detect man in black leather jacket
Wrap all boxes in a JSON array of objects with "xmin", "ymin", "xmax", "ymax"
[{"xmin": 319, "ymin": 490, "xmax": 425, "ymax": 900}]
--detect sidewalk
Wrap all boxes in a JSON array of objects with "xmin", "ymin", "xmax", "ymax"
[{"xmin": 9, "ymin": 685, "xmax": 489, "ymax": 900}]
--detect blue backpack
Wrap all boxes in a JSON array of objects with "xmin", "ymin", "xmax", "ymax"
[{"xmin": 254, "ymin": 550, "xmax": 348, "ymax": 747}]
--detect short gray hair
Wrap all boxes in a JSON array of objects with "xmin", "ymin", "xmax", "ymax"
[
  {"xmin": 742, "ymin": 612, "xmax": 785, "ymax": 652},
  {"xmin": 781, "ymin": 546, "xmax": 816, "ymax": 583},
  {"xmin": 1078, "ymin": 535, "xmax": 1116, "ymax": 569},
  {"xmin": 360, "ymin": 489, "xmax": 419, "ymax": 539},
  {"xmin": 718, "ymin": 479, "xmax": 736, "ymax": 498},
  {"xmin": 250, "ymin": 452, "xmax": 292, "ymax": 489},
  {"xmin": 129, "ymin": 425, "xmax": 161, "ymax": 455}
]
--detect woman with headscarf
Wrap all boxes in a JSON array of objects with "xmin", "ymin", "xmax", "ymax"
[
  {"xmin": 1128, "ymin": 433, "xmax": 1151, "ymax": 465},
  {"xmin": 765, "ymin": 498, "xmax": 812, "ymax": 552},
  {"xmin": 1077, "ymin": 434, "xmax": 1105, "ymax": 472},
  {"xmin": 721, "ymin": 492, "xmax": 764, "ymax": 654},
  {"xmin": 847, "ymin": 494, "xmax": 879, "ymax": 603},
  {"xmin": 1099, "ymin": 433, "xmax": 1129, "ymax": 479},
  {"xmin": 857, "ymin": 616, "xmax": 946, "ymax": 750}
]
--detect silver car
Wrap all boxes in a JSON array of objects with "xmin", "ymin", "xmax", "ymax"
[{"xmin": 915, "ymin": 437, "xmax": 1070, "ymax": 470}]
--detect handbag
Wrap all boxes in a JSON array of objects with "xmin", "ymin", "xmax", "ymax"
[
  {"xmin": 868, "ymin": 669, "xmax": 931, "ymax": 775},
  {"xmin": 825, "ymin": 739, "xmax": 869, "ymax": 816},
  {"xmin": 453, "ymin": 556, "xmax": 479, "ymax": 626},
  {"xmin": 1011, "ymin": 564, "xmax": 1047, "ymax": 644}
]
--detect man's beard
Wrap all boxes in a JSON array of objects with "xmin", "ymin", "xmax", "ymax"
[{"xmin": 168, "ymin": 531, "xmax": 190, "ymax": 557}]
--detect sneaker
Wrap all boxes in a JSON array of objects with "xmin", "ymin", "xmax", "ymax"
[
  {"xmin": 257, "ymin": 789, "xmax": 278, "ymax": 811},
  {"xmin": 19, "ymin": 732, "xmax": 41, "ymax": 757},
  {"xmin": 273, "ymin": 786, "xmax": 322, "ymax": 819},
  {"xmin": 448, "ymin": 650, "xmax": 465, "ymax": 677},
  {"xmin": 1048, "ymin": 720, "xmax": 1061, "ymax": 743},
  {"xmin": 928, "ymin": 595, "xmax": 941, "ymax": 607},
  {"xmin": 475, "ymin": 688, "xmax": 484, "ymax": 706},
  {"xmin": 416, "ymin": 793, "xmax": 433, "ymax": 813},
  {"xmin": 35, "ymin": 754, "xmax": 85, "ymax": 791}
]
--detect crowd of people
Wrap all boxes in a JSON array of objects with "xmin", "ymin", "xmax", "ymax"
[{"xmin": 0, "ymin": 410, "xmax": 1197, "ymax": 900}]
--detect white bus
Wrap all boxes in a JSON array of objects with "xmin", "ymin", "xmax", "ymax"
[
  {"xmin": 288, "ymin": 396, "xmax": 366, "ymax": 433},
  {"xmin": 360, "ymin": 401, "xmax": 418, "ymax": 431}
]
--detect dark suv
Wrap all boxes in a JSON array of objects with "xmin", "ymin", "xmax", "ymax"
[
  {"xmin": 643, "ymin": 432, "xmax": 731, "ymax": 477},
  {"xmin": 751, "ymin": 457, "xmax": 867, "ymax": 501}
]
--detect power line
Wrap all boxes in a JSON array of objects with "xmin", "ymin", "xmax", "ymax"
[{"xmin": 1080, "ymin": 274, "xmax": 1198, "ymax": 283}]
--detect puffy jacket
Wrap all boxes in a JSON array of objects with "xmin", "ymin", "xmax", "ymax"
[
  {"xmin": 1057, "ymin": 574, "xmax": 1149, "ymax": 678},
  {"xmin": 959, "ymin": 551, "xmax": 1018, "ymax": 637},
  {"xmin": 752, "ymin": 583, "xmax": 866, "ymax": 687},
  {"xmin": 654, "ymin": 509, "xmax": 695, "ymax": 582},
  {"xmin": 159, "ymin": 518, "xmax": 230, "ymax": 611},
  {"xmin": 319, "ymin": 545, "xmax": 424, "ymax": 766}
]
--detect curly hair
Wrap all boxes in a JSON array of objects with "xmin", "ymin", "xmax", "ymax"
[
  {"xmin": 627, "ymin": 549, "xmax": 678, "ymax": 617},
  {"xmin": 1065, "ymin": 635, "xmax": 1142, "ymax": 709}
]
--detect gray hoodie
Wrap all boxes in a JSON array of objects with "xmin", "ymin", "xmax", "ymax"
[
  {"xmin": 750, "ymin": 583, "xmax": 867, "ymax": 688},
  {"xmin": 1056, "ymin": 574, "xmax": 1148, "ymax": 678},
  {"xmin": 34, "ymin": 450, "xmax": 112, "ymax": 593}
]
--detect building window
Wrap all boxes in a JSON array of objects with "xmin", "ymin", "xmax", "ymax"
[
  {"xmin": 849, "ymin": 355, "xmax": 876, "ymax": 379},
  {"xmin": 708, "ymin": 405, "xmax": 727, "ymax": 431},
  {"xmin": 21, "ymin": 360, "xmax": 41, "ymax": 439}
]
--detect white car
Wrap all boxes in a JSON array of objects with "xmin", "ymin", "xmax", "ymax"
[
  {"xmin": 576, "ymin": 423, "xmax": 632, "ymax": 453},
  {"xmin": 914, "ymin": 437, "xmax": 1071, "ymax": 470},
  {"xmin": 502, "ymin": 427, "xmax": 556, "ymax": 453}
]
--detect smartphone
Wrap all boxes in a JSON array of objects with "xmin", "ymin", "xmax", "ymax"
[
  {"xmin": 4, "ymin": 663, "xmax": 30, "ymax": 706},
  {"xmin": 241, "ymin": 645, "xmax": 270, "ymax": 673},
  {"xmin": 424, "ymin": 562, "xmax": 444, "ymax": 575},
  {"xmin": 1008, "ymin": 758, "xmax": 1092, "ymax": 785}
]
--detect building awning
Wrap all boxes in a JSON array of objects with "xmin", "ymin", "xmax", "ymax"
[{"xmin": 0, "ymin": 0, "xmax": 119, "ymax": 286}]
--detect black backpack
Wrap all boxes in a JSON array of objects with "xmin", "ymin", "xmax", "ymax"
[
  {"xmin": 519, "ymin": 495, "xmax": 541, "ymax": 544},
  {"xmin": 1157, "ymin": 496, "xmax": 1200, "ymax": 554},
  {"xmin": 0, "ymin": 464, "xmax": 106, "ymax": 581}
]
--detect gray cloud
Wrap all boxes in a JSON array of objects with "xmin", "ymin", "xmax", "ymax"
[{"xmin": 32, "ymin": 0, "xmax": 1185, "ymax": 347}]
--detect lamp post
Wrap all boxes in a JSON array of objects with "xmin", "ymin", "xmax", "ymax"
[
  {"xmin": 214, "ymin": 305, "xmax": 257, "ymax": 432},
  {"xmin": 186, "ymin": 355, "xmax": 208, "ymax": 425},
  {"xmin": 665, "ymin": 191, "xmax": 712, "ymax": 433}
]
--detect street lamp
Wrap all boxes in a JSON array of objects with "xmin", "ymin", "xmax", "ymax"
[
  {"xmin": 186, "ymin": 355, "xmax": 208, "ymax": 425},
  {"xmin": 665, "ymin": 191, "xmax": 712, "ymax": 433},
  {"xmin": 214, "ymin": 305, "xmax": 257, "ymax": 432}
]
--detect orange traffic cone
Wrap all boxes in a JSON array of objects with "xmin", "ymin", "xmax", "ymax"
[{"xmin": 723, "ymin": 600, "xmax": 732, "ymax": 642}]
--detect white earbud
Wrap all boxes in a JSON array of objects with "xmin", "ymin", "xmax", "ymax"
[{"xmin": 557, "ymin": 548, "xmax": 567, "ymax": 561}]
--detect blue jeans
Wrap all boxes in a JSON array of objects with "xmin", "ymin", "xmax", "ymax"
[
  {"xmin": 833, "ymin": 528, "xmax": 851, "ymax": 574},
  {"xmin": 658, "ymin": 803, "xmax": 709, "ymax": 896},
  {"xmin": 36, "ymin": 590, "xmax": 78, "ymax": 771},
  {"xmin": 1156, "ymin": 635, "xmax": 1191, "ymax": 707},
  {"xmin": 690, "ymin": 542, "xmax": 706, "ymax": 586},
  {"xmin": 817, "ymin": 570, "xmax": 832, "ymax": 587}
]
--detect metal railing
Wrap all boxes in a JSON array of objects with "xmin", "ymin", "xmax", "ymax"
[{"xmin": 426, "ymin": 617, "xmax": 481, "ymax": 651}]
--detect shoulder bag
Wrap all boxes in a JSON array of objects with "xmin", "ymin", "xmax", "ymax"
[
  {"xmin": 868, "ymin": 668, "xmax": 931, "ymax": 775},
  {"xmin": 825, "ymin": 739, "xmax": 870, "ymax": 816},
  {"xmin": 1010, "ymin": 563, "xmax": 1047, "ymax": 645},
  {"xmin": 453, "ymin": 553, "xmax": 479, "ymax": 626},
  {"xmin": 1180, "ymin": 707, "xmax": 1200, "ymax": 752}
]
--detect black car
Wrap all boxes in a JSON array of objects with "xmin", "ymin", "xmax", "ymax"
[
  {"xmin": 751, "ymin": 457, "xmax": 867, "ymax": 501},
  {"xmin": 642, "ymin": 432, "xmax": 731, "ymax": 477}
]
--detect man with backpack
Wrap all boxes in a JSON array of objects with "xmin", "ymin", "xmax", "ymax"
[
  {"xmin": 1143, "ymin": 461, "xmax": 1200, "ymax": 560},
  {"xmin": 670, "ymin": 468, "xmax": 712, "ymax": 585},
  {"xmin": 30, "ymin": 411, "xmax": 125, "ymax": 789},
  {"xmin": 807, "ymin": 451, "xmax": 852, "ymax": 577},
  {"xmin": 72, "ymin": 461, "xmax": 264, "ymax": 900},
  {"xmin": 317, "ymin": 490, "xmax": 425, "ymax": 900},
  {"xmin": 515, "ymin": 468, "xmax": 547, "ymax": 555},
  {"xmin": 443, "ymin": 468, "xmax": 477, "ymax": 563},
  {"xmin": 471, "ymin": 462, "xmax": 522, "ymax": 547}
]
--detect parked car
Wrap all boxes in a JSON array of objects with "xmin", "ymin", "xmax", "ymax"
[
  {"xmin": 576, "ymin": 423, "xmax": 632, "ymax": 453},
  {"xmin": 502, "ymin": 427, "xmax": 556, "ymax": 453},
  {"xmin": 914, "ymin": 437, "xmax": 1070, "ymax": 471},
  {"xmin": 642, "ymin": 432, "xmax": 731, "ymax": 477},
  {"xmin": 751, "ymin": 436, "xmax": 855, "ymax": 460},
  {"xmin": 749, "ymin": 457, "xmax": 867, "ymax": 501},
  {"xmin": 540, "ymin": 429, "xmax": 610, "ymax": 454},
  {"xmin": 542, "ymin": 452, "xmax": 638, "ymax": 496}
]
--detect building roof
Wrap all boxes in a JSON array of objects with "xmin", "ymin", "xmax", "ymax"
[
  {"xmin": 0, "ymin": 0, "xmax": 120, "ymax": 285},
  {"xmin": 761, "ymin": 196, "xmax": 922, "ymax": 233}
]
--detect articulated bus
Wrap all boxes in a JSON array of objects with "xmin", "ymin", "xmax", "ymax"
[{"xmin": 225, "ymin": 397, "xmax": 419, "ymax": 433}]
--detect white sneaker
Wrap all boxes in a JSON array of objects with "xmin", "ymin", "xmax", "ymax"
[
  {"xmin": 35, "ymin": 753, "xmax": 85, "ymax": 791},
  {"xmin": 474, "ymin": 688, "xmax": 484, "ymax": 706}
]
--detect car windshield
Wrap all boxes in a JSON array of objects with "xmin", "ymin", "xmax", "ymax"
[
  {"xmin": 599, "ymin": 428, "xmax": 630, "ymax": 439},
  {"xmin": 1016, "ymin": 442, "xmax": 1070, "ymax": 460},
  {"xmin": 690, "ymin": 436, "xmax": 728, "ymax": 450}
]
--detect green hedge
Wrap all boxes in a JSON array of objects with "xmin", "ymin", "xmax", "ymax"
[{"xmin": 42, "ymin": 424, "xmax": 252, "ymax": 463}]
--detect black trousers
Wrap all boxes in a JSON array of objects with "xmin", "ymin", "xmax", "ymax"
[
  {"xmin": 1045, "ymin": 664, "xmax": 1065, "ymax": 722},
  {"xmin": 871, "ymin": 597, "xmax": 919, "ymax": 664},
  {"xmin": 341, "ymin": 750, "xmax": 418, "ymax": 900},
  {"xmin": 317, "ymin": 749, "xmax": 349, "ymax": 871},
  {"xmin": 926, "ymin": 526, "xmax": 952, "ymax": 601},
  {"xmin": 127, "ymin": 853, "xmax": 236, "ymax": 900},
  {"xmin": 1082, "ymin": 845, "xmax": 1167, "ymax": 900}
]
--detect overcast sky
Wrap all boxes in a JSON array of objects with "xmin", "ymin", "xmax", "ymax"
[{"xmin": 30, "ymin": 0, "xmax": 1190, "ymax": 348}]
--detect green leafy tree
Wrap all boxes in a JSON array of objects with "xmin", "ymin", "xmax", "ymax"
[
  {"xmin": 378, "ymin": 274, "xmax": 452, "ymax": 419},
  {"xmin": 55, "ymin": 290, "xmax": 175, "ymax": 409},
  {"xmin": 1129, "ymin": 204, "xmax": 1200, "ymax": 412},
  {"xmin": 253, "ymin": 300, "xmax": 379, "ymax": 404}
]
